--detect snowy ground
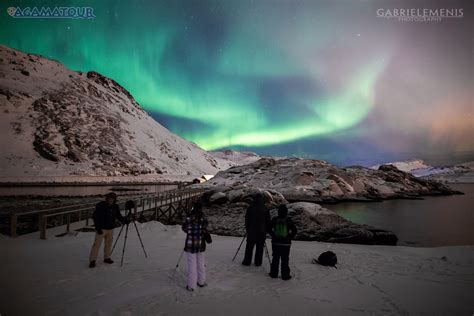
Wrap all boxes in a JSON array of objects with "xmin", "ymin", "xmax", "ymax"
[{"xmin": 1, "ymin": 222, "xmax": 473, "ymax": 316}]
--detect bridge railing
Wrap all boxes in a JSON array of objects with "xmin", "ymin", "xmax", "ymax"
[
  {"xmin": 38, "ymin": 188, "xmax": 205, "ymax": 239},
  {"xmin": 9, "ymin": 187, "xmax": 205, "ymax": 238},
  {"xmin": 8, "ymin": 190, "xmax": 162, "ymax": 237}
]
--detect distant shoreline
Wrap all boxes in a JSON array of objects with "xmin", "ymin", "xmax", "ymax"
[
  {"xmin": 0, "ymin": 174, "xmax": 198, "ymax": 186},
  {"xmin": 0, "ymin": 181, "xmax": 185, "ymax": 187}
]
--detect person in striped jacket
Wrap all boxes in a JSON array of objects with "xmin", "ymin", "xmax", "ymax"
[{"xmin": 182, "ymin": 202, "xmax": 209, "ymax": 291}]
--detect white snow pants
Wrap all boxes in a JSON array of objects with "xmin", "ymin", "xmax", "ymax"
[{"xmin": 186, "ymin": 251, "xmax": 206, "ymax": 290}]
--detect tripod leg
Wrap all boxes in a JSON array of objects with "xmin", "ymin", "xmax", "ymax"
[
  {"xmin": 176, "ymin": 250, "xmax": 185, "ymax": 269},
  {"xmin": 111, "ymin": 224, "xmax": 125, "ymax": 255},
  {"xmin": 232, "ymin": 233, "xmax": 247, "ymax": 262},
  {"xmin": 120, "ymin": 224, "xmax": 130, "ymax": 267},
  {"xmin": 264, "ymin": 240, "xmax": 272, "ymax": 267},
  {"xmin": 132, "ymin": 219, "xmax": 148, "ymax": 258}
]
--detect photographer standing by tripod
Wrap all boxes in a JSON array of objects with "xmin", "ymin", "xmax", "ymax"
[
  {"xmin": 89, "ymin": 192, "xmax": 128, "ymax": 268},
  {"xmin": 241, "ymin": 194, "xmax": 271, "ymax": 267},
  {"xmin": 181, "ymin": 201, "xmax": 211, "ymax": 291}
]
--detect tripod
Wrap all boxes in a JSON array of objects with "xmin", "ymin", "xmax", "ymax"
[
  {"xmin": 111, "ymin": 205, "xmax": 148, "ymax": 267},
  {"xmin": 232, "ymin": 233, "xmax": 271, "ymax": 266}
]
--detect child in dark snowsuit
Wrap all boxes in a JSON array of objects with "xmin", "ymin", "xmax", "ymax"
[{"xmin": 268, "ymin": 204, "xmax": 297, "ymax": 280}]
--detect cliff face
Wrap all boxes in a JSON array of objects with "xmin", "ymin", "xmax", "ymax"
[{"xmin": 0, "ymin": 45, "xmax": 232, "ymax": 180}]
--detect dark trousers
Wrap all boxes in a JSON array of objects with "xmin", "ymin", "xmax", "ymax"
[
  {"xmin": 242, "ymin": 237, "xmax": 265, "ymax": 266},
  {"xmin": 270, "ymin": 244, "xmax": 291, "ymax": 277}
]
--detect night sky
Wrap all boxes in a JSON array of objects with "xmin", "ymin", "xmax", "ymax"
[{"xmin": 1, "ymin": 0, "xmax": 472, "ymax": 166}]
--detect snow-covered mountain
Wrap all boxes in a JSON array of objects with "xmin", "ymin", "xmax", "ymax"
[
  {"xmin": 0, "ymin": 45, "xmax": 233, "ymax": 181},
  {"xmin": 371, "ymin": 159, "xmax": 431, "ymax": 175},
  {"xmin": 371, "ymin": 159, "xmax": 474, "ymax": 183},
  {"xmin": 210, "ymin": 150, "xmax": 261, "ymax": 167}
]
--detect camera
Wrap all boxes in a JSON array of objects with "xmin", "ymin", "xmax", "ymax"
[{"xmin": 125, "ymin": 200, "xmax": 135, "ymax": 211}]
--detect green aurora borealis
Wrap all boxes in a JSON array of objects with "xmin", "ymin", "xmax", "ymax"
[{"xmin": 1, "ymin": 0, "xmax": 472, "ymax": 165}]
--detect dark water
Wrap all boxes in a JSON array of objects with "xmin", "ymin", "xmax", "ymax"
[
  {"xmin": 326, "ymin": 184, "xmax": 474, "ymax": 247},
  {"xmin": 0, "ymin": 184, "xmax": 178, "ymax": 197}
]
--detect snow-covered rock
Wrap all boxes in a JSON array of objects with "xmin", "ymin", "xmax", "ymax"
[
  {"xmin": 371, "ymin": 159, "xmax": 431, "ymax": 174},
  {"xmin": 200, "ymin": 187, "xmax": 398, "ymax": 245},
  {"xmin": 0, "ymin": 45, "xmax": 233, "ymax": 182},
  {"xmin": 210, "ymin": 150, "xmax": 262, "ymax": 167},
  {"xmin": 204, "ymin": 158, "xmax": 460, "ymax": 203},
  {"xmin": 372, "ymin": 159, "xmax": 474, "ymax": 183}
]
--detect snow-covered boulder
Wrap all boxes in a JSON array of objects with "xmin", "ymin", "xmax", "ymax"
[{"xmin": 209, "ymin": 192, "xmax": 228, "ymax": 204}]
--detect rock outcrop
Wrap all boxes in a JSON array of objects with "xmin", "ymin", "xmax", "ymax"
[
  {"xmin": 201, "ymin": 186, "xmax": 398, "ymax": 245},
  {"xmin": 197, "ymin": 158, "xmax": 464, "ymax": 245},
  {"xmin": 205, "ymin": 158, "xmax": 460, "ymax": 203}
]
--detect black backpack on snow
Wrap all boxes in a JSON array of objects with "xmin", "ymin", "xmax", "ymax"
[{"xmin": 313, "ymin": 251, "xmax": 338, "ymax": 268}]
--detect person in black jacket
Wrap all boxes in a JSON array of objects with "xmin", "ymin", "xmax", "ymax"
[
  {"xmin": 268, "ymin": 204, "xmax": 297, "ymax": 280},
  {"xmin": 89, "ymin": 192, "xmax": 128, "ymax": 268},
  {"xmin": 242, "ymin": 194, "xmax": 271, "ymax": 267}
]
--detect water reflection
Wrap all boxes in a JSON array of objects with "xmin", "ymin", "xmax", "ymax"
[{"xmin": 325, "ymin": 184, "xmax": 474, "ymax": 247}]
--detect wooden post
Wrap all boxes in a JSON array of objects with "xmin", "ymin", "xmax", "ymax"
[
  {"xmin": 66, "ymin": 213, "xmax": 71, "ymax": 233},
  {"xmin": 40, "ymin": 215, "xmax": 47, "ymax": 240},
  {"xmin": 10, "ymin": 213, "xmax": 17, "ymax": 237},
  {"xmin": 86, "ymin": 209, "xmax": 90, "ymax": 226},
  {"xmin": 168, "ymin": 204, "xmax": 173, "ymax": 222}
]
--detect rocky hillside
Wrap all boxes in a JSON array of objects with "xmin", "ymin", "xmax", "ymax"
[
  {"xmin": 371, "ymin": 159, "xmax": 431, "ymax": 175},
  {"xmin": 0, "ymin": 45, "xmax": 232, "ymax": 181},
  {"xmin": 372, "ymin": 159, "xmax": 474, "ymax": 183},
  {"xmin": 210, "ymin": 150, "xmax": 262, "ymax": 167},
  {"xmin": 205, "ymin": 158, "xmax": 460, "ymax": 203},
  {"xmin": 422, "ymin": 161, "xmax": 474, "ymax": 183}
]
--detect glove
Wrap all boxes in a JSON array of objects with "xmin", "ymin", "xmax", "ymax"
[{"xmin": 97, "ymin": 229, "xmax": 103, "ymax": 235}]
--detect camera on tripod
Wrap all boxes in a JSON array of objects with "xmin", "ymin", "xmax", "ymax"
[
  {"xmin": 125, "ymin": 200, "xmax": 135, "ymax": 211},
  {"xmin": 111, "ymin": 199, "xmax": 148, "ymax": 266},
  {"xmin": 124, "ymin": 200, "xmax": 135, "ymax": 221}
]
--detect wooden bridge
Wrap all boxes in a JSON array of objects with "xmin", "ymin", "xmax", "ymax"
[{"xmin": 9, "ymin": 187, "xmax": 206, "ymax": 239}]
